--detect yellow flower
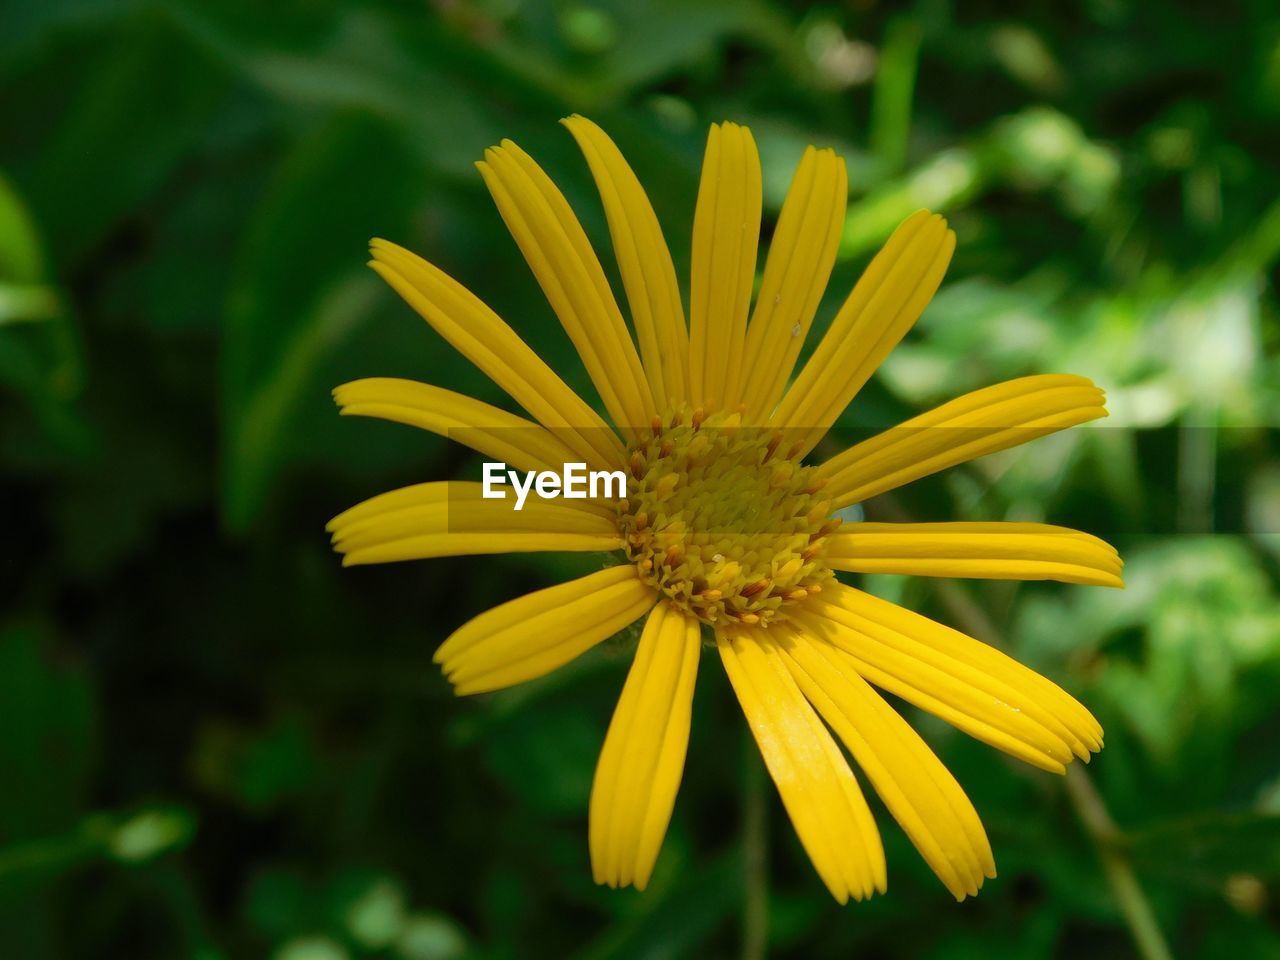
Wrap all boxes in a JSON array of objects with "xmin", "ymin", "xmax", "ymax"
[{"xmin": 328, "ymin": 116, "xmax": 1120, "ymax": 903}]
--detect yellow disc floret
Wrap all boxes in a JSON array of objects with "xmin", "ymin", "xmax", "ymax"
[{"xmin": 617, "ymin": 407, "xmax": 838, "ymax": 627}]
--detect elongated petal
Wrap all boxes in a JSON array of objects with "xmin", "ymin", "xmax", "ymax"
[
  {"xmin": 591, "ymin": 602, "xmax": 701, "ymax": 890},
  {"xmin": 368, "ymin": 240, "xmax": 621, "ymax": 470},
  {"xmin": 826, "ymin": 522, "xmax": 1124, "ymax": 588},
  {"xmin": 771, "ymin": 210, "xmax": 954, "ymax": 455},
  {"xmin": 328, "ymin": 479, "xmax": 610, "ymax": 536},
  {"xmin": 741, "ymin": 146, "xmax": 847, "ymax": 420},
  {"xmin": 328, "ymin": 481, "xmax": 621, "ymax": 566},
  {"xmin": 718, "ymin": 629, "xmax": 885, "ymax": 903},
  {"xmin": 819, "ymin": 375, "xmax": 1108, "ymax": 508},
  {"xmin": 793, "ymin": 583, "xmax": 1102, "ymax": 773},
  {"xmin": 562, "ymin": 116, "xmax": 688, "ymax": 407},
  {"xmin": 435, "ymin": 566, "xmax": 656, "ymax": 695},
  {"xmin": 334, "ymin": 378, "xmax": 590, "ymax": 475},
  {"xmin": 777, "ymin": 627, "xmax": 995, "ymax": 901},
  {"xmin": 477, "ymin": 140, "xmax": 655, "ymax": 436},
  {"xmin": 689, "ymin": 122, "xmax": 762, "ymax": 411}
]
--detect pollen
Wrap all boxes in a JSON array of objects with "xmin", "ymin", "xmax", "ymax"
[{"xmin": 617, "ymin": 407, "xmax": 837, "ymax": 627}]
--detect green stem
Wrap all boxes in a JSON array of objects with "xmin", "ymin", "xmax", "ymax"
[
  {"xmin": 923, "ymin": 576, "xmax": 1173, "ymax": 960},
  {"xmin": 741, "ymin": 735, "xmax": 768, "ymax": 960},
  {"xmin": 1064, "ymin": 767, "xmax": 1173, "ymax": 960}
]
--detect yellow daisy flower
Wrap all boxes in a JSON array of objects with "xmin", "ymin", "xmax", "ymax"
[{"xmin": 328, "ymin": 116, "xmax": 1120, "ymax": 904}]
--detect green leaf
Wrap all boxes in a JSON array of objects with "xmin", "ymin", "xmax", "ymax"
[
  {"xmin": 220, "ymin": 114, "xmax": 420, "ymax": 531},
  {"xmin": 0, "ymin": 626, "xmax": 93, "ymax": 840},
  {"xmin": 1125, "ymin": 812, "xmax": 1280, "ymax": 883},
  {"xmin": 572, "ymin": 848, "xmax": 743, "ymax": 960},
  {"xmin": 482, "ymin": 693, "xmax": 604, "ymax": 817},
  {"xmin": 869, "ymin": 17, "xmax": 922, "ymax": 176},
  {"xmin": 17, "ymin": 10, "xmax": 231, "ymax": 263},
  {"xmin": 0, "ymin": 172, "xmax": 85, "ymax": 461},
  {"xmin": 395, "ymin": 913, "xmax": 468, "ymax": 960},
  {"xmin": 0, "ymin": 173, "xmax": 44, "ymax": 284}
]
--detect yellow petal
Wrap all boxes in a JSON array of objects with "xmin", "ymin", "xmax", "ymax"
[
  {"xmin": 562, "ymin": 116, "xmax": 689, "ymax": 407},
  {"xmin": 689, "ymin": 122, "xmax": 762, "ymax": 411},
  {"xmin": 826, "ymin": 522, "xmax": 1124, "ymax": 587},
  {"xmin": 333, "ymin": 378, "xmax": 595, "ymax": 475},
  {"xmin": 771, "ymin": 210, "xmax": 955, "ymax": 455},
  {"xmin": 819, "ymin": 374, "xmax": 1108, "ymax": 508},
  {"xmin": 777, "ymin": 626, "xmax": 995, "ymax": 901},
  {"xmin": 328, "ymin": 481, "xmax": 621, "ymax": 566},
  {"xmin": 368, "ymin": 239, "xmax": 622, "ymax": 470},
  {"xmin": 793, "ymin": 583, "xmax": 1102, "ymax": 773},
  {"xmin": 590, "ymin": 601, "xmax": 701, "ymax": 890},
  {"xmin": 435, "ymin": 566, "xmax": 656, "ymax": 695},
  {"xmin": 477, "ymin": 140, "xmax": 655, "ymax": 437},
  {"xmin": 741, "ymin": 146, "xmax": 847, "ymax": 420},
  {"xmin": 718, "ymin": 629, "xmax": 885, "ymax": 903}
]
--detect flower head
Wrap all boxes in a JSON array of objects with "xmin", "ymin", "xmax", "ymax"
[{"xmin": 329, "ymin": 116, "xmax": 1120, "ymax": 902}]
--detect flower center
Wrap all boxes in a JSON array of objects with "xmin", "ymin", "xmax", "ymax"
[{"xmin": 617, "ymin": 407, "xmax": 838, "ymax": 627}]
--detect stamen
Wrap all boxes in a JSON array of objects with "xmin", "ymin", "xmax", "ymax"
[
  {"xmin": 762, "ymin": 434, "xmax": 781, "ymax": 464},
  {"xmin": 655, "ymin": 473, "xmax": 680, "ymax": 499},
  {"xmin": 776, "ymin": 557, "xmax": 803, "ymax": 579}
]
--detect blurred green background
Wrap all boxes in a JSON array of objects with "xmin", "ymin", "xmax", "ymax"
[{"xmin": 4, "ymin": 0, "xmax": 1280, "ymax": 957}]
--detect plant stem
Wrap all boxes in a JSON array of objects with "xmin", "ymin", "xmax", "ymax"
[
  {"xmin": 742, "ymin": 734, "xmax": 769, "ymax": 960},
  {"xmin": 925, "ymin": 576, "xmax": 1174, "ymax": 960},
  {"xmin": 1065, "ymin": 766, "xmax": 1174, "ymax": 960}
]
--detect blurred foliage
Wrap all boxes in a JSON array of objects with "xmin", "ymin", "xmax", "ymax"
[{"xmin": 3, "ymin": 0, "xmax": 1280, "ymax": 957}]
